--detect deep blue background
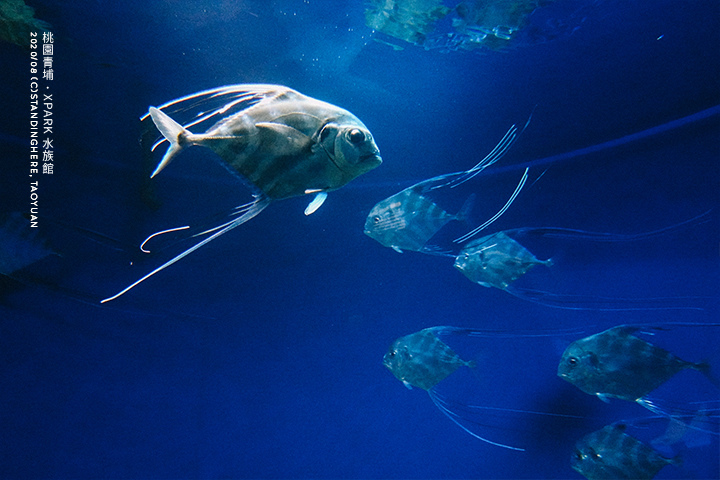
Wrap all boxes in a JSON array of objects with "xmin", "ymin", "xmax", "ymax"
[{"xmin": 1, "ymin": 0, "xmax": 718, "ymax": 478}]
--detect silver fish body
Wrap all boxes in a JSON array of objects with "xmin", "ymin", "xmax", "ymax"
[
  {"xmin": 558, "ymin": 325, "xmax": 709, "ymax": 402},
  {"xmin": 151, "ymin": 85, "xmax": 382, "ymax": 200},
  {"xmin": 383, "ymin": 327, "xmax": 475, "ymax": 391},
  {"xmin": 101, "ymin": 85, "xmax": 381, "ymax": 303},
  {"xmin": 454, "ymin": 231, "xmax": 552, "ymax": 289},
  {"xmin": 364, "ymin": 187, "xmax": 464, "ymax": 253}
]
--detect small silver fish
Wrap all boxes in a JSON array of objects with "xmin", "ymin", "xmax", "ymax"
[
  {"xmin": 364, "ymin": 188, "xmax": 473, "ymax": 253},
  {"xmin": 558, "ymin": 325, "xmax": 713, "ymax": 406},
  {"xmin": 365, "ymin": 121, "xmax": 531, "ymax": 254},
  {"xmin": 384, "ymin": 327, "xmax": 476, "ymax": 391},
  {"xmin": 572, "ymin": 424, "xmax": 679, "ymax": 480},
  {"xmin": 453, "ymin": 230, "xmax": 552, "ymax": 289},
  {"xmin": 102, "ymin": 85, "xmax": 381, "ymax": 302},
  {"xmin": 383, "ymin": 326, "xmax": 564, "ymax": 451}
]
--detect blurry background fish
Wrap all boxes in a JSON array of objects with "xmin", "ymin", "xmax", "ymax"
[
  {"xmin": 365, "ymin": 0, "xmax": 593, "ymax": 53},
  {"xmin": 0, "ymin": 0, "xmax": 50, "ymax": 49}
]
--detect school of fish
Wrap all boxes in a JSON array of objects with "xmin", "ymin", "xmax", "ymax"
[{"xmin": 71, "ymin": 82, "xmax": 717, "ymax": 478}]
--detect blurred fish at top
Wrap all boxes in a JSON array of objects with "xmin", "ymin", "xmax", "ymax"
[
  {"xmin": 572, "ymin": 423, "xmax": 680, "ymax": 480},
  {"xmin": 365, "ymin": 121, "xmax": 530, "ymax": 254},
  {"xmin": 102, "ymin": 85, "xmax": 381, "ymax": 303},
  {"xmin": 0, "ymin": 0, "xmax": 51, "ymax": 49},
  {"xmin": 558, "ymin": 324, "xmax": 720, "ymax": 419},
  {"xmin": 365, "ymin": 0, "xmax": 450, "ymax": 46},
  {"xmin": 365, "ymin": 0, "xmax": 591, "ymax": 53}
]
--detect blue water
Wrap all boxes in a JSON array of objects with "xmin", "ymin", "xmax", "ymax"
[{"xmin": 1, "ymin": 0, "xmax": 718, "ymax": 478}]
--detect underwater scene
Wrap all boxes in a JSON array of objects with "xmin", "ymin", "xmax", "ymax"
[{"xmin": 1, "ymin": 0, "xmax": 718, "ymax": 478}]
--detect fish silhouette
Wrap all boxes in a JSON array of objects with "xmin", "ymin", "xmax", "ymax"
[
  {"xmin": 102, "ymin": 85, "xmax": 381, "ymax": 302},
  {"xmin": 364, "ymin": 188, "xmax": 474, "ymax": 254},
  {"xmin": 384, "ymin": 327, "xmax": 476, "ymax": 391},
  {"xmin": 558, "ymin": 324, "xmax": 718, "ymax": 412},
  {"xmin": 572, "ymin": 423, "xmax": 679, "ymax": 480},
  {"xmin": 454, "ymin": 230, "xmax": 552, "ymax": 289}
]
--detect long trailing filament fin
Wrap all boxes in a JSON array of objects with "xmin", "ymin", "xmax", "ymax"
[
  {"xmin": 429, "ymin": 390, "xmax": 525, "ymax": 451},
  {"xmin": 101, "ymin": 198, "xmax": 270, "ymax": 303},
  {"xmin": 140, "ymin": 226, "xmax": 191, "ymax": 254},
  {"xmin": 454, "ymin": 167, "xmax": 529, "ymax": 243}
]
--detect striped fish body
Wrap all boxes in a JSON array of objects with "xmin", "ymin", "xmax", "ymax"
[
  {"xmin": 558, "ymin": 326, "xmax": 704, "ymax": 401},
  {"xmin": 454, "ymin": 231, "xmax": 551, "ymax": 289},
  {"xmin": 572, "ymin": 424, "xmax": 677, "ymax": 480},
  {"xmin": 196, "ymin": 88, "xmax": 380, "ymax": 199},
  {"xmin": 364, "ymin": 187, "xmax": 456, "ymax": 252},
  {"xmin": 383, "ymin": 328, "xmax": 474, "ymax": 390}
]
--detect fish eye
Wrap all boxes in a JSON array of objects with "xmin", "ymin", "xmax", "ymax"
[
  {"xmin": 373, "ymin": 216, "xmax": 380, "ymax": 224},
  {"xmin": 348, "ymin": 129, "xmax": 365, "ymax": 144},
  {"xmin": 568, "ymin": 357, "xmax": 578, "ymax": 366}
]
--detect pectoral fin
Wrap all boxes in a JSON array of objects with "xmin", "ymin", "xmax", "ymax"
[
  {"xmin": 597, "ymin": 393, "xmax": 611, "ymax": 403},
  {"xmin": 304, "ymin": 191, "xmax": 327, "ymax": 216}
]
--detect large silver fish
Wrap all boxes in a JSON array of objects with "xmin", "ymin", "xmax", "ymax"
[
  {"xmin": 572, "ymin": 424, "xmax": 678, "ymax": 480},
  {"xmin": 558, "ymin": 325, "xmax": 715, "ymax": 409},
  {"xmin": 102, "ymin": 85, "xmax": 381, "ymax": 302}
]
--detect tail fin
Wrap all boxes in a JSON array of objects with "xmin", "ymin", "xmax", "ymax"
[
  {"xmin": 149, "ymin": 107, "xmax": 189, "ymax": 178},
  {"xmin": 455, "ymin": 193, "xmax": 475, "ymax": 223},
  {"xmin": 692, "ymin": 361, "xmax": 720, "ymax": 389}
]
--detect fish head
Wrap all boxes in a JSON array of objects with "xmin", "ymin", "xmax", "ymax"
[
  {"xmin": 454, "ymin": 247, "xmax": 492, "ymax": 284},
  {"xmin": 318, "ymin": 118, "xmax": 382, "ymax": 178},
  {"xmin": 571, "ymin": 426, "xmax": 629, "ymax": 479},
  {"xmin": 571, "ymin": 443, "xmax": 609, "ymax": 479},
  {"xmin": 383, "ymin": 339, "xmax": 411, "ymax": 380},
  {"xmin": 364, "ymin": 199, "xmax": 406, "ymax": 245},
  {"xmin": 557, "ymin": 341, "xmax": 600, "ymax": 388},
  {"xmin": 453, "ymin": 251, "xmax": 473, "ymax": 274}
]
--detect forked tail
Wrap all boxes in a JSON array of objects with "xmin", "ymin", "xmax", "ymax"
[{"xmin": 149, "ymin": 107, "xmax": 190, "ymax": 178}]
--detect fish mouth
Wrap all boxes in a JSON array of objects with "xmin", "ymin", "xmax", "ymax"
[{"xmin": 360, "ymin": 153, "xmax": 382, "ymax": 164}]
